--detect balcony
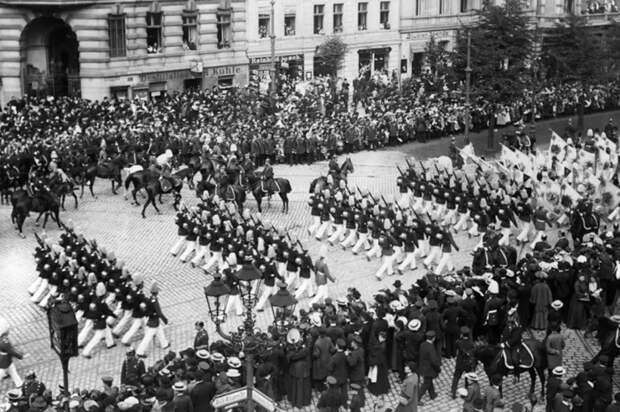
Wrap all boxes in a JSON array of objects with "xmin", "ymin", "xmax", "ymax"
[{"xmin": 0, "ymin": 0, "xmax": 98, "ymax": 5}]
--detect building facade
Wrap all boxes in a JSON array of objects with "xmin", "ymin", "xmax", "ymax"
[
  {"xmin": 0, "ymin": 0, "xmax": 248, "ymax": 103},
  {"xmin": 246, "ymin": 0, "xmax": 401, "ymax": 84}
]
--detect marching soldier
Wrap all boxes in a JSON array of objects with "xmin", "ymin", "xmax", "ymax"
[{"xmin": 136, "ymin": 282, "xmax": 169, "ymax": 357}]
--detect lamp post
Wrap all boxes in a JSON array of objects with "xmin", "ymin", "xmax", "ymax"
[
  {"xmin": 270, "ymin": 0, "xmax": 277, "ymax": 95},
  {"xmin": 268, "ymin": 281, "xmax": 298, "ymax": 333},
  {"xmin": 464, "ymin": 28, "xmax": 472, "ymax": 144},
  {"xmin": 204, "ymin": 264, "xmax": 291, "ymax": 412}
]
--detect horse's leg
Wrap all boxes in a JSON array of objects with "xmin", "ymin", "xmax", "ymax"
[
  {"xmin": 17, "ymin": 214, "xmax": 25, "ymax": 238},
  {"xmin": 132, "ymin": 188, "xmax": 140, "ymax": 206},
  {"xmin": 42, "ymin": 211, "xmax": 49, "ymax": 229},
  {"xmin": 73, "ymin": 192, "xmax": 78, "ymax": 209},
  {"xmin": 111, "ymin": 179, "xmax": 117, "ymax": 195},
  {"xmin": 537, "ymin": 366, "xmax": 546, "ymax": 398},
  {"xmin": 34, "ymin": 211, "xmax": 43, "ymax": 226},
  {"xmin": 80, "ymin": 180, "xmax": 85, "ymax": 199},
  {"xmin": 89, "ymin": 180, "xmax": 97, "ymax": 199},
  {"xmin": 61, "ymin": 194, "xmax": 66, "ymax": 211},
  {"xmin": 159, "ymin": 193, "xmax": 164, "ymax": 204},
  {"xmin": 528, "ymin": 368, "xmax": 536, "ymax": 394},
  {"xmin": 141, "ymin": 195, "xmax": 150, "ymax": 218},
  {"xmin": 279, "ymin": 193, "xmax": 286, "ymax": 213},
  {"xmin": 153, "ymin": 193, "xmax": 161, "ymax": 214},
  {"xmin": 255, "ymin": 193, "xmax": 262, "ymax": 213}
]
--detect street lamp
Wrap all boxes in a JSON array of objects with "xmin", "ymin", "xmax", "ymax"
[
  {"xmin": 268, "ymin": 281, "xmax": 297, "ymax": 333},
  {"xmin": 270, "ymin": 0, "xmax": 277, "ymax": 95},
  {"xmin": 47, "ymin": 298, "xmax": 78, "ymax": 412},
  {"xmin": 203, "ymin": 263, "xmax": 272, "ymax": 412},
  {"xmin": 464, "ymin": 29, "xmax": 472, "ymax": 145}
]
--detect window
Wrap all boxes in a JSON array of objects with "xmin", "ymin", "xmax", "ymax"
[
  {"xmin": 380, "ymin": 2, "xmax": 390, "ymax": 29},
  {"xmin": 146, "ymin": 12, "xmax": 162, "ymax": 53},
  {"xmin": 358, "ymin": 2, "xmax": 367, "ymax": 30},
  {"xmin": 460, "ymin": 0, "xmax": 469, "ymax": 12},
  {"xmin": 217, "ymin": 8, "xmax": 232, "ymax": 48},
  {"xmin": 182, "ymin": 13, "xmax": 198, "ymax": 50},
  {"xmin": 439, "ymin": 0, "xmax": 444, "ymax": 14},
  {"xmin": 333, "ymin": 4, "xmax": 343, "ymax": 33},
  {"xmin": 108, "ymin": 14, "xmax": 126, "ymax": 57},
  {"xmin": 415, "ymin": 0, "xmax": 420, "ymax": 16},
  {"xmin": 285, "ymin": 14, "xmax": 296, "ymax": 36},
  {"xmin": 258, "ymin": 14, "xmax": 270, "ymax": 38},
  {"xmin": 313, "ymin": 5, "xmax": 324, "ymax": 34}
]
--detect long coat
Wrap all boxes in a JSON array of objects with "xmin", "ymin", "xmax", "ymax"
[
  {"xmin": 312, "ymin": 336, "xmax": 334, "ymax": 381},
  {"xmin": 545, "ymin": 331, "xmax": 565, "ymax": 370},
  {"xmin": 394, "ymin": 372, "xmax": 419, "ymax": 412},
  {"xmin": 418, "ymin": 341, "xmax": 440, "ymax": 378},
  {"xmin": 530, "ymin": 280, "xmax": 553, "ymax": 330}
]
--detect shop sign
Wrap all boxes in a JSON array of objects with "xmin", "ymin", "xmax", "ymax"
[
  {"xmin": 205, "ymin": 65, "xmax": 243, "ymax": 77},
  {"xmin": 139, "ymin": 69, "xmax": 199, "ymax": 83},
  {"xmin": 249, "ymin": 54, "xmax": 303, "ymax": 64},
  {"xmin": 406, "ymin": 30, "xmax": 451, "ymax": 41}
]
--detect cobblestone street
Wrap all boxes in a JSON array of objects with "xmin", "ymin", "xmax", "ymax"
[{"xmin": 0, "ymin": 128, "xmax": 614, "ymax": 410}]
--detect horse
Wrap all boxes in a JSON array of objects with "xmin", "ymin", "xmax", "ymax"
[
  {"xmin": 140, "ymin": 172, "xmax": 185, "ymax": 218},
  {"xmin": 215, "ymin": 183, "xmax": 246, "ymax": 211},
  {"xmin": 247, "ymin": 173, "xmax": 292, "ymax": 213},
  {"xmin": 80, "ymin": 155, "xmax": 127, "ymax": 198},
  {"xmin": 474, "ymin": 339, "xmax": 547, "ymax": 398},
  {"xmin": 11, "ymin": 189, "xmax": 61, "ymax": 237},
  {"xmin": 593, "ymin": 316, "xmax": 620, "ymax": 367},
  {"xmin": 569, "ymin": 200, "xmax": 600, "ymax": 245},
  {"xmin": 49, "ymin": 175, "xmax": 78, "ymax": 210},
  {"xmin": 328, "ymin": 157, "xmax": 355, "ymax": 184}
]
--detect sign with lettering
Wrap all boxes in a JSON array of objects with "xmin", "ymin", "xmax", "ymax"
[
  {"xmin": 139, "ymin": 70, "xmax": 200, "ymax": 83},
  {"xmin": 250, "ymin": 388, "xmax": 276, "ymax": 411},
  {"xmin": 406, "ymin": 30, "xmax": 451, "ymax": 41},
  {"xmin": 205, "ymin": 65, "xmax": 243, "ymax": 77},
  {"xmin": 211, "ymin": 387, "xmax": 247, "ymax": 408},
  {"xmin": 249, "ymin": 54, "xmax": 303, "ymax": 64}
]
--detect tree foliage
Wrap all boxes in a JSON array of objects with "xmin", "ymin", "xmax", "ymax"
[
  {"xmin": 543, "ymin": 13, "xmax": 607, "ymax": 84},
  {"xmin": 315, "ymin": 36, "xmax": 347, "ymax": 77},
  {"xmin": 453, "ymin": 0, "xmax": 533, "ymax": 104}
]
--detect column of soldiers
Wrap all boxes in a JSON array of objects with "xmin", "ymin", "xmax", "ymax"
[
  {"xmin": 169, "ymin": 197, "xmax": 335, "ymax": 312},
  {"xmin": 28, "ymin": 224, "xmax": 169, "ymax": 358},
  {"xmin": 307, "ymin": 157, "xmax": 558, "ymax": 280}
]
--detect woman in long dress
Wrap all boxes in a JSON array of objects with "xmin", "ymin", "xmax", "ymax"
[
  {"xmin": 286, "ymin": 339, "xmax": 312, "ymax": 408},
  {"xmin": 367, "ymin": 331, "xmax": 390, "ymax": 396},
  {"xmin": 567, "ymin": 274, "xmax": 589, "ymax": 330},
  {"xmin": 530, "ymin": 275, "xmax": 553, "ymax": 330}
]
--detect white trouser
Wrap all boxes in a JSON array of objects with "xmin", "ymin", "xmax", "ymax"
[
  {"xmin": 498, "ymin": 227, "xmax": 512, "ymax": 246},
  {"xmin": 191, "ymin": 245, "xmax": 210, "ymax": 266},
  {"xmin": 136, "ymin": 325, "xmax": 169, "ymax": 356},
  {"xmin": 112, "ymin": 311, "xmax": 132, "ymax": 335},
  {"xmin": 530, "ymin": 231, "xmax": 544, "ymax": 250},
  {"xmin": 225, "ymin": 295, "xmax": 244, "ymax": 316},
  {"xmin": 468, "ymin": 222, "xmax": 479, "ymax": 237},
  {"xmin": 256, "ymin": 285, "xmax": 278, "ymax": 310},
  {"xmin": 308, "ymin": 216, "xmax": 321, "ymax": 235},
  {"xmin": 398, "ymin": 251, "xmax": 418, "ymax": 271},
  {"xmin": 341, "ymin": 229, "xmax": 357, "ymax": 248},
  {"xmin": 75, "ymin": 310, "xmax": 84, "ymax": 323},
  {"xmin": 83, "ymin": 327, "xmax": 114, "ymax": 356},
  {"xmin": 436, "ymin": 252, "xmax": 454, "ymax": 275},
  {"xmin": 170, "ymin": 237, "xmax": 186, "ymax": 256},
  {"xmin": 516, "ymin": 221, "xmax": 530, "ymax": 243},
  {"xmin": 310, "ymin": 285, "xmax": 330, "ymax": 306},
  {"xmin": 277, "ymin": 262, "xmax": 287, "ymax": 278},
  {"xmin": 202, "ymin": 251, "xmax": 223, "ymax": 272},
  {"xmin": 352, "ymin": 233, "xmax": 370, "ymax": 254},
  {"xmin": 434, "ymin": 203, "xmax": 447, "ymax": 219},
  {"xmin": 285, "ymin": 270, "xmax": 299, "ymax": 289},
  {"xmin": 398, "ymin": 192, "xmax": 411, "ymax": 208},
  {"xmin": 424, "ymin": 246, "xmax": 442, "ymax": 268},
  {"xmin": 78, "ymin": 320, "xmax": 94, "ymax": 346},
  {"xmin": 328, "ymin": 224, "xmax": 346, "ymax": 244},
  {"xmin": 454, "ymin": 212, "xmax": 470, "ymax": 232},
  {"xmin": 609, "ymin": 206, "xmax": 620, "ymax": 221},
  {"xmin": 39, "ymin": 285, "xmax": 57, "ymax": 308},
  {"xmin": 315, "ymin": 221, "xmax": 331, "ymax": 240},
  {"xmin": 366, "ymin": 239, "xmax": 381, "ymax": 260},
  {"xmin": 557, "ymin": 213, "xmax": 569, "ymax": 226},
  {"xmin": 414, "ymin": 239, "xmax": 429, "ymax": 258},
  {"xmin": 442, "ymin": 209, "xmax": 458, "ymax": 226},
  {"xmin": 412, "ymin": 196, "xmax": 424, "ymax": 212},
  {"xmin": 0, "ymin": 364, "xmax": 23, "ymax": 387},
  {"xmin": 294, "ymin": 277, "xmax": 314, "ymax": 299},
  {"xmin": 179, "ymin": 241, "xmax": 196, "ymax": 262},
  {"xmin": 393, "ymin": 246, "xmax": 403, "ymax": 263},
  {"xmin": 28, "ymin": 277, "xmax": 43, "ymax": 295},
  {"xmin": 375, "ymin": 254, "xmax": 395, "ymax": 279},
  {"xmin": 31, "ymin": 279, "xmax": 49, "ymax": 303},
  {"xmin": 121, "ymin": 318, "xmax": 145, "ymax": 345}
]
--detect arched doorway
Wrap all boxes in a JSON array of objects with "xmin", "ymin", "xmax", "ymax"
[{"xmin": 20, "ymin": 17, "xmax": 80, "ymax": 97}]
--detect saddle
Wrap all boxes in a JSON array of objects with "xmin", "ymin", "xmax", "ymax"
[
  {"xmin": 159, "ymin": 177, "xmax": 173, "ymax": 193},
  {"xmin": 501, "ymin": 342, "xmax": 534, "ymax": 370}
]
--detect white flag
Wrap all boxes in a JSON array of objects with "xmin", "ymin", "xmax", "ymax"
[
  {"xmin": 548, "ymin": 130, "xmax": 567, "ymax": 156},
  {"xmin": 459, "ymin": 143, "xmax": 476, "ymax": 160}
]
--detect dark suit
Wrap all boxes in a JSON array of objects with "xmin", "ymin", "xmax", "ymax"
[
  {"xmin": 346, "ymin": 347, "xmax": 365, "ymax": 384},
  {"xmin": 329, "ymin": 350, "xmax": 349, "ymax": 400},
  {"xmin": 418, "ymin": 340, "xmax": 440, "ymax": 400},
  {"xmin": 190, "ymin": 380, "xmax": 216, "ymax": 412}
]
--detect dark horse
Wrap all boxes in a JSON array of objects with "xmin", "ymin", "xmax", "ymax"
[
  {"xmin": 11, "ymin": 189, "xmax": 61, "ymax": 237},
  {"xmin": 570, "ymin": 200, "xmax": 600, "ymax": 245},
  {"xmin": 49, "ymin": 175, "xmax": 78, "ymax": 210},
  {"xmin": 124, "ymin": 169, "xmax": 184, "ymax": 217},
  {"xmin": 474, "ymin": 339, "xmax": 547, "ymax": 397},
  {"xmin": 80, "ymin": 155, "xmax": 127, "ymax": 198},
  {"xmin": 247, "ymin": 173, "xmax": 292, "ymax": 213},
  {"xmin": 310, "ymin": 157, "xmax": 355, "ymax": 194},
  {"xmin": 195, "ymin": 177, "xmax": 246, "ymax": 211}
]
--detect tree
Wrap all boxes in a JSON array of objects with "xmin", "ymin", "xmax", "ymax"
[
  {"xmin": 543, "ymin": 13, "xmax": 608, "ymax": 128},
  {"xmin": 422, "ymin": 35, "xmax": 453, "ymax": 92},
  {"xmin": 314, "ymin": 36, "xmax": 347, "ymax": 77},
  {"xmin": 453, "ymin": 0, "xmax": 534, "ymax": 149}
]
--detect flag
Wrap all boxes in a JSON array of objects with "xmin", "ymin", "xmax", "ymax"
[
  {"xmin": 548, "ymin": 130, "xmax": 567, "ymax": 156},
  {"xmin": 500, "ymin": 144, "xmax": 519, "ymax": 167},
  {"xmin": 459, "ymin": 143, "xmax": 476, "ymax": 161},
  {"xmin": 515, "ymin": 150, "xmax": 534, "ymax": 177},
  {"xmin": 578, "ymin": 149, "xmax": 596, "ymax": 167}
]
